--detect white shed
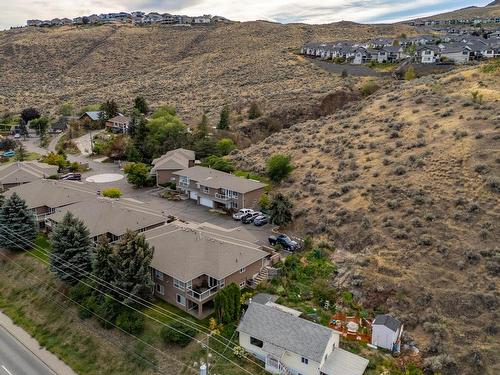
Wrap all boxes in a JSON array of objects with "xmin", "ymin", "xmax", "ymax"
[{"xmin": 371, "ymin": 314, "xmax": 403, "ymax": 352}]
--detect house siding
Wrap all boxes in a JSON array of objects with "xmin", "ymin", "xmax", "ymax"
[
  {"xmin": 156, "ymin": 169, "xmax": 180, "ymax": 185},
  {"xmin": 372, "ymin": 325, "xmax": 398, "ymax": 350}
]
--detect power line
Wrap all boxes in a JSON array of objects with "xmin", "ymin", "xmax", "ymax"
[
  {"xmin": 0, "ymin": 250, "xmax": 197, "ymax": 375},
  {"xmin": 0, "ymin": 224, "xmax": 266, "ymax": 371},
  {"xmin": 0, "ymin": 230, "xmax": 260, "ymax": 375}
]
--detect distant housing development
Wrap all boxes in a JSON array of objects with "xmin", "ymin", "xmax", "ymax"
[
  {"xmin": 301, "ymin": 29, "xmax": 500, "ymax": 65},
  {"xmin": 26, "ymin": 12, "xmax": 230, "ymax": 27}
]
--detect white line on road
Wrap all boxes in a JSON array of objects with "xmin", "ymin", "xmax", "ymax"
[{"xmin": 2, "ymin": 365, "xmax": 14, "ymax": 375}]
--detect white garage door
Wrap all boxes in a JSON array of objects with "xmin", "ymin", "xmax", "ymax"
[
  {"xmin": 189, "ymin": 191, "xmax": 198, "ymax": 200},
  {"xmin": 199, "ymin": 197, "xmax": 214, "ymax": 208}
]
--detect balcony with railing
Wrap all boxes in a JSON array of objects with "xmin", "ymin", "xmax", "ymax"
[
  {"xmin": 187, "ymin": 284, "xmax": 219, "ymax": 301},
  {"xmin": 214, "ymin": 193, "xmax": 230, "ymax": 201}
]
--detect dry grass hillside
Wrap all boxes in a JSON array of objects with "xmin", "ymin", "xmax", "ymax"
[
  {"xmin": 414, "ymin": 4, "xmax": 500, "ymax": 20},
  {"xmin": 232, "ymin": 65, "xmax": 500, "ymax": 374},
  {"xmin": 0, "ymin": 21, "xmax": 412, "ymax": 123}
]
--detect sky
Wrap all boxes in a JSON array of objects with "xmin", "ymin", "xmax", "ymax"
[{"xmin": 0, "ymin": 0, "xmax": 492, "ymax": 30}]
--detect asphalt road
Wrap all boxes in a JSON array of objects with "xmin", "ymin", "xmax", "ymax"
[{"xmin": 0, "ymin": 326, "xmax": 54, "ymax": 375}]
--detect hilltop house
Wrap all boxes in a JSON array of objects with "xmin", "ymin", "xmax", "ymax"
[
  {"xmin": 146, "ymin": 221, "xmax": 269, "ymax": 318},
  {"xmin": 150, "ymin": 148, "xmax": 196, "ymax": 186},
  {"xmin": 371, "ymin": 315, "xmax": 403, "ymax": 352},
  {"xmin": 45, "ymin": 199, "xmax": 165, "ymax": 243},
  {"xmin": 173, "ymin": 166, "xmax": 266, "ymax": 210},
  {"xmin": 3, "ymin": 179, "xmax": 96, "ymax": 223},
  {"xmin": 0, "ymin": 162, "xmax": 58, "ymax": 191},
  {"xmin": 417, "ymin": 45, "xmax": 441, "ymax": 63},
  {"xmin": 238, "ymin": 302, "xmax": 369, "ymax": 375},
  {"xmin": 440, "ymin": 43, "xmax": 471, "ymax": 63},
  {"xmin": 105, "ymin": 115, "xmax": 130, "ymax": 133}
]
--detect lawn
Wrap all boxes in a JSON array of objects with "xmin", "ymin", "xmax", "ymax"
[
  {"xmin": 26, "ymin": 233, "xmax": 51, "ymax": 262},
  {"xmin": 234, "ymin": 170, "xmax": 273, "ymax": 192},
  {"xmin": 0, "ymin": 152, "xmax": 41, "ymax": 164}
]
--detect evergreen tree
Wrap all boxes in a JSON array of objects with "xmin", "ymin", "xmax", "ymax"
[
  {"xmin": 16, "ymin": 142, "xmax": 27, "ymax": 161},
  {"xmin": 194, "ymin": 113, "xmax": 209, "ymax": 139},
  {"xmin": 133, "ymin": 96, "xmax": 149, "ymax": 114},
  {"xmin": 99, "ymin": 100, "xmax": 119, "ymax": 121},
  {"xmin": 269, "ymin": 193, "xmax": 293, "ymax": 226},
  {"xmin": 217, "ymin": 105, "xmax": 230, "ymax": 130},
  {"xmin": 0, "ymin": 193, "xmax": 37, "ymax": 250},
  {"xmin": 112, "ymin": 230, "xmax": 154, "ymax": 305},
  {"xmin": 92, "ymin": 236, "xmax": 116, "ymax": 292},
  {"xmin": 248, "ymin": 102, "xmax": 262, "ymax": 120},
  {"xmin": 50, "ymin": 212, "xmax": 92, "ymax": 284},
  {"xmin": 214, "ymin": 283, "xmax": 241, "ymax": 323}
]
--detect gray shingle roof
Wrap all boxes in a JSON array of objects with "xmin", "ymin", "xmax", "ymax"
[
  {"xmin": 151, "ymin": 148, "xmax": 195, "ymax": 173},
  {"xmin": 81, "ymin": 111, "xmax": 103, "ymax": 121},
  {"xmin": 373, "ymin": 314, "xmax": 402, "ymax": 332},
  {"xmin": 173, "ymin": 166, "xmax": 266, "ymax": 193},
  {"xmin": 237, "ymin": 302, "xmax": 336, "ymax": 363},
  {"xmin": 47, "ymin": 199, "xmax": 165, "ymax": 238},
  {"xmin": 0, "ymin": 162, "xmax": 58, "ymax": 186}
]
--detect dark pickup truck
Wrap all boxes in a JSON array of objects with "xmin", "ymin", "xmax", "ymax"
[{"xmin": 268, "ymin": 234, "xmax": 299, "ymax": 251}]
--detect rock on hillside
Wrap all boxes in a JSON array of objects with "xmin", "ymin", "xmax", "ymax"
[
  {"xmin": 0, "ymin": 21, "xmax": 412, "ymax": 122},
  {"xmin": 232, "ymin": 65, "xmax": 500, "ymax": 374}
]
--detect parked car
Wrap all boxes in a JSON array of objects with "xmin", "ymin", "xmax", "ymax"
[
  {"xmin": 232, "ymin": 208, "xmax": 254, "ymax": 221},
  {"xmin": 14, "ymin": 133, "xmax": 21, "ymax": 139},
  {"xmin": 253, "ymin": 215, "xmax": 269, "ymax": 226},
  {"xmin": 2, "ymin": 150, "xmax": 15, "ymax": 157},
  {"xmin": 242, "ymin": 212, "xmax": 262, "ymax": 224},
  {"xmin": 60, "ymin": 173, "xmax": 82, "ymax": 181},
  {"xmin": 268, "ymin": 234, "xmax": 299, "ymax": 251}
]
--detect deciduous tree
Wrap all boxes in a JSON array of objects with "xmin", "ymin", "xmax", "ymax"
[
  {"xmin": 133, "ymin": 96, "xmax": 149, "ymax": 114},
  {"xmin": 266, "ymin": 154, "xmax": 294, "ymax": 182}
]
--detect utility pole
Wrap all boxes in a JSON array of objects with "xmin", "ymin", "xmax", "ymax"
[
  {"xmin": 206, "ymin": 333, "xmax": 210, "ymax": 375},
  {"xmin": 89, "ymin": 127, "xmax": 93, "ymax": 156}
]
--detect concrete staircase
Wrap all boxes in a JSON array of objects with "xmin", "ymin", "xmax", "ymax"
[{"xmin": 251, "ymin": 267, "xmax": 269, "ymax": 287}]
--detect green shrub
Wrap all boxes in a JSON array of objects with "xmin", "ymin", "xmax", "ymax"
[
  {"xmin": 266, "ymin": 154, "xmax": 294, "ymax": 183},
  {"xmin": 102, "ymin": 188, "xmax": 123, "ymax": 198},
  {"xmin": 68, "ymin": 281, "xmax": 94, "ymax": 304},
  {"xmin": 160, "ymin": 321, "xmax": 197, "ymax": 347},
  {"xmin": 95, "ymin": 296, "xmax": 121, "ymax": 329},
  {"xmin": 115, "ymin": 309, "xmax": 145, "ymax": 334},
  {"xmin": 361, "ymin": 81, "xmax": 380, "ymax": 97},
  {"xmin": 78, "ymin": 295, "xmax": 99, "ymax": 320}
]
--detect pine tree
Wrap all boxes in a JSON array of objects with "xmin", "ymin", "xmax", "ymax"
[
  {"xmin": 0, "ymin": 193, "xmax": 37, "ymax": 250},
  {"xmin": 112, "ymin": 230, "xmax": 154, "ymax": 305},
  {"xmin": 133, "ymin": 96, "xmax": 149, "ymax": 114},
  {"xmin": 269, "ymin": 193, "xmax": 293, "ymax": 226},
  {"xmin": 92, "ymin": 236, "xmax": 116, "ymax": 292},
  {"xmin": 195, "ymin": 113, "xmax": 209, "ymax": 139},
  {"xmin": 217, "ymin": 105, "xmax": 230, "ymax": 130},
  {"xmin": 248, "ymin": 102, "xmax": 262, "ymax": 120},
  {"xmin": 16, "ymin": 142, "xmax": 27, "ymax": 161},
  {"xmin": 50, "ymin": 212, "xmax": 92, "ymax": 284}
]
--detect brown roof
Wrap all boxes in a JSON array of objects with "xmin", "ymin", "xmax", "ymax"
[
  {"xmin": 146, "ymin": 221, "xmax": 268, "ymax": 282},
  {"xmin": 106, "ymin": 115, "xmax": 130, "ymax": 124},
  {"xmin": 173, "ymin": 166, "xmax": 266, "ymax": 193},
  {"xmin": 151, "ymin": 148, "xmax": 195, "ymax": 173}
]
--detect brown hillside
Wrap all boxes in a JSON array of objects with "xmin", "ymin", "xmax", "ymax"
[
  {"xmin": 232, "ymin": 66, "xmax": 500, "ymax": 374},
  {"xmin": 413, "ymin": 5, "xmax": 500, "ymax": 20},
  {"xmin": 0, "ymin": 21, "xmax": 412, "ymax": 122}
]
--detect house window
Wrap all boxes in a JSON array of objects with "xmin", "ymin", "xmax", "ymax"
[
  {"xmin": 250, "ymin": 337, "xmax": 263, "ymax": 348},
  {"xmin": 230, "ymin": 201, "xmax": 238, "ymax": 209},
  {"xmin": 203, "ymin": 186, "xmax": 209, "ymax": 194},
  {"xmin": 173, "ymin": 278, "xmax": 186, "ymax": 290},
  {"xmin": 156, "ymin": 283, "xmax": 164, "ymax": 295},
  {"xmin": 239, "ymin": 281, "xmax": 246, "ymax": 289},
  {"xmin": 176, "ymin": 294, "xmax": 186, "ymax": 306},
  {"xmin": 239, "ymin": 267, "xmax": 246, "ymax": 273},
  {"xmin": 154, "ymin": 270, "xmax": 163, "ymax": 280},
  {"xmin": 219, "ymin": 278, "xmax": 225, "ymax": 289},
  {"xmin": 301, "ymin": 357, "xmax": 309, "ymax": 365}
]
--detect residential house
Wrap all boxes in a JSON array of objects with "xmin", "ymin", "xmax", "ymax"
[
  {"xmin": 0, "ymin": 162, "xmax": 58, "ymax": 191},
  {"xmin": 51, "ymin": 116, "xmax": 77, "ymax": 133},
  {"xmin": 353, "ymin": 48, "xmax": 370, "ymax": 64},
  {"xmin": 105, "ymin": 115, "xmax": 130, "ymax": 133},
  {"xmin": 192, "ymin": 15, "xmax": 212, "ymax": 24},
  {"xmin": 3, "ymin": 179, "xmax": 96, "ymax": 222},
  {"xmin": 417, "ymin": 45, "xmax": 440, "ymax": 63},
  {"xmin": 146, "ymin": 221, "xmax": 269, "ymax": 318},
  {"xmin": 161, "ymin": 13, "xmax": 176, "ymax": 24},
  {"xmin": 79, "ymin": 111, "xmax": 103, "ymax": 125},
  {"xmin": 382, "ymin": 45, "xmax": 406, "ymax": 62},
  {"xmin": 144, "ymin": 12, "xmax": 164, "ymax": 24},
  {"xmin": 88, "ymin": 14, "xmax": 101, "ymax": 24},
  {"xmin": 237, "ymin": 302, "xmax": 369, "ymax": 375},
  {"xmin": 50, "ymin": 18, "xmax": 62, "ymax": 26},
  {"xmin": 27, "ymin": 19, "xmax": 42, "ymax": 26},
  {"xmin": 440, "ymin": 43, "xmax": 471, "ymax": 63},
  {"xmin": 45, "ymin": 198, "xmax": 165, "ymax": 243},
  {"xmin": 60, "ymin": 18, "xmax": 72, "ymax": 25},
  {"xmin": 151, "ymin": 148, "xmax": 196, "ymax": 186},
  {"xmin": 173, "ymin": 166, "xmax": 266, "ymax": 210},
  {"xmin": 369, "ymin": 38, "xmax": 394, "ymax": 48},
  {"xmin": 371, "ymin": 314, "xmax": 403, "ymax": 352},
  {"xmin": 212, "ymin": 15, "xmax": 230, "ymax": 23},
  {"xmin": 73, "ymin": 17, "xmax": 83, "ymax": 24}
]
